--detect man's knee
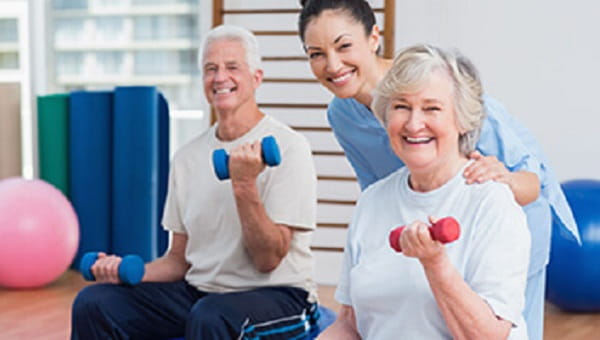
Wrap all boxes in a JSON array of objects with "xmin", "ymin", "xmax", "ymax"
[
  {"xmin": 72, "ymin": 284, "xmax": 118, "ymax": 319},
  {"xmin": 187, "ymin": 295, "xmax": 240, "ymax": 336}
]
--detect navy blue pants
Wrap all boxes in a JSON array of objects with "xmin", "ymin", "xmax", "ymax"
[{"xmin": 71, "ymin": 281, "xmax": 319, "ymax": 339}]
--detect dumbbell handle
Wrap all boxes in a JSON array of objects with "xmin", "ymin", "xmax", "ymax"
[
  {"xmin": 79, "ymin": 252, "xmax": 145, "ymax": 285},
  {"xmin": 212, "ymin": 135, "xmax": 281, "ymax": 180},
  {"xmin": 389, "ymin": 217, "xmax": 460, "ymax": 252}
]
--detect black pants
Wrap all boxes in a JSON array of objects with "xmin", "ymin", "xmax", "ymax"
[{"xmin": 71, "ymin": 281, "xmax": 319, "ymax": 339}]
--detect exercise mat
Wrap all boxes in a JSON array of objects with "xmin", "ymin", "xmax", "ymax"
[
  {"xmin": 69, "ymin": 90, "xmax": 113, "ymax": 268},
  {"xmin": 112, "ymin": 86, "xmax": 169, "ymax": 262},
  {"xmin": 37, "ymin": 93, "xmax": 69, "ymax": 196}
]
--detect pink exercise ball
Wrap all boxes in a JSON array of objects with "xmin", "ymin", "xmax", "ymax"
[{"xmin": 0, "ymin": 177, "xmax": 79, "ymax": 288}]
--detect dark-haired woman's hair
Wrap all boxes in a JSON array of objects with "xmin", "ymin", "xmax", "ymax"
[{"xmin": 298, "ymin": 0, "xmax": 376, "ymax": 42}]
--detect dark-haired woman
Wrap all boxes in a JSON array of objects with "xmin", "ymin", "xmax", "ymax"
[{"xmin": 298, "ymin": 1, "xmax": 579, "ymax": 339}]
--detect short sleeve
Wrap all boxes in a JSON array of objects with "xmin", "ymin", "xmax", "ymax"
[
  {"xmin": 327, "ymin": 102, "xmax": 377, "ymax": 190},
  {"xmin": 479, "ymin": 97, "xmax": 542, "ymax": 177},
  {"xmin": 334, "ymin": 225, "xmax": 354, "ymax": 306},
  {"xmin": 465, "ymin": 184, "xmax": 530, "ymax": 327},
  {"xmin": 261, "ymin": 132, "xmax": 317, "ymax": 230},
  {"xmin": 161, "ymin": 161, "xmax": 186, "ymax": 233}
]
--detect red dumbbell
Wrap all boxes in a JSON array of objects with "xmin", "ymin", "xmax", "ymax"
[{"xmin": 389, "ymin": 217, "xmax": 460, "ymax": 252}]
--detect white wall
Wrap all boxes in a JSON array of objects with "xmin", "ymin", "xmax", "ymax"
[{"xmin": 395, "ymin": 0, "xmax": 600, "ymax": 181}]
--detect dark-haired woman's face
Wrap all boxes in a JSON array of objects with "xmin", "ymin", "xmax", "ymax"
[{"xmin": 303, "ymin": 10, "xmax": 379, "ymax": 99}]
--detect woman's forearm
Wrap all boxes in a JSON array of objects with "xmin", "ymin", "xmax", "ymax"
[
  {"xmin": 422, "ymin": 255, "xmax": 512, "ymax": 340},
  {"xmin": 507, "ymin": 171, "xmax": 540, "ymax": 206}
]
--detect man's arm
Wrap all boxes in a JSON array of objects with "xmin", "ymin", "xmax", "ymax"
[
  {"xmin": 90, "ymin": 232, "xmax": 190, "ymax": 283},
  {"xmin": 229, "ymin": 140, "xmax": 294, "ymax": 273},
  {"xmin": 143, "ymin": 232, "xmax": 190, "ymax": 282},
  {"xmin": 464, "ymin": 151, "xmax": 540, "ymax": 206}
]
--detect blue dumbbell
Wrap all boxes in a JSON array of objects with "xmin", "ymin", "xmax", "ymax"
[
  {"xmin": 79, "ymin": 252, "xmax": 145, "ymax": 285},
  {"xmin": 212, "ymin": 135, "xmax": 281, "ymax": 180}
]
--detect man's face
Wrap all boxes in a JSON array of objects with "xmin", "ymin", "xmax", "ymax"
[{"xmin": 202, "ymin": 39, "xmax": 262, "ymax": 113}]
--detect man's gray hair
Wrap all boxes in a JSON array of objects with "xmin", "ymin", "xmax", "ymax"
[
  {"xmin": 199, "ymin": 25, "xmax": 262, "ymax": 72},
  {"xmin": 372, "ymin": 44, "xmax": 485, "ymax": 156}
]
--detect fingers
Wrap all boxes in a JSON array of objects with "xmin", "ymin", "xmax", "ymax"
[
  {"xmin": 400, "ymin": 221, "xmax": 433, "ymax": 256},
  {"xmin": 91, "ymin": 255, "xmax": 122, "ymax": 284},
  {"xmin": 228, "ymin": 140, "xmax": 266, "ymax": 181},
  {"xmin": 463, "ymin": 154, "xmax": 507, "ymax": 184}
]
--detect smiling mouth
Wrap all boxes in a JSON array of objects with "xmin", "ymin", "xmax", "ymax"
[
  {"xmin": 214, "ymin": 87, "xmax": 236, "ymax": 95},
  {"xmin": 404, "ymin": 136, "xmax": 433, "ymax": 144},
  {"xmin": 328, "ymin": 69, "xmax": 356, "ymax": 84}
]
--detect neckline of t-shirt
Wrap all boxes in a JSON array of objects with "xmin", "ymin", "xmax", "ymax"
[
  {"xmin": 400, "ymin": 160, "xmax": 473, "ymax": 202},
  {"xmin": 210, "ymin": 115, "xmax": 271, "ymax": 147}
]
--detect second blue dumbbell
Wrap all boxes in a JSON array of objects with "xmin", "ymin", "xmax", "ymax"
[
  {"xmin": 212, "ymin": 135, "xmax": 281, "ymax": 180},
  {"xmin": 79, "ymin": 252, "xmax": 145, "ymax": 285}
]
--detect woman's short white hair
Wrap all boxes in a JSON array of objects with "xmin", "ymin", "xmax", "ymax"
[
  {"xmin": 372, "ymin": 44, "xmax": 485, "ymax": 156},
  {"xmin": 199, "ymin": 25, "xmax": 262, "ymax": 72}
]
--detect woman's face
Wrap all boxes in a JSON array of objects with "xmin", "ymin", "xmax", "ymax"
[
  {"xmin": 386, "ymin": 70, "xmax": 464, "ymax": 175},
  {"xmin": 303, "ymin": 10, "xmax": 379, "ymax": 99}
]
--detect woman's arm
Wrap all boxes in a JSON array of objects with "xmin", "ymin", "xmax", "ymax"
[
  {"xmin": 464, "ymin": 151, "xmax": 540, "ymax": 206},
  {"xmin": 318, "ymin": 305, "xmax": 361, "ymax": 340},
  {"xmin": 400, "ymin": 219, "xmax": 512, "ymax": 339}
]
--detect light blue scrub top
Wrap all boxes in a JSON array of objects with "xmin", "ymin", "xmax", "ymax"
[{"xmin": 327, "ymin": 95, "xmax": 580, "ymax": 275}]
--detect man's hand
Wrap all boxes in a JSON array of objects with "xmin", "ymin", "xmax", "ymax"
[
  {"xmin": 228, "ymin": 140, "xmax": 267, "ymax": 182},
  {"xmin": 91, "ymin": 252, "xmax": 123, "ymax": 284}
]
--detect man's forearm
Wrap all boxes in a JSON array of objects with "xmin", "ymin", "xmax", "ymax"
[{"xmin": 232, "ymin": 179, "xmax": 291, "ymax": 272}]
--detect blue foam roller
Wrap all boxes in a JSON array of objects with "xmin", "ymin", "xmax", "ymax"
[
  {"xmin": 69, "ymin": 90, "xmax": 113, "ymax": 269},
  {"xmin": 112, "ymin": 86, "xmax": 161, "ymax": 262},
  {"xmin": 156, "ymin": 93, "xmax": 170, "ymax": 256}
]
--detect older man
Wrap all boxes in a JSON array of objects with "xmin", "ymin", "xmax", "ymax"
[{"xmin": 71, "ymin": 25, "xmax": 319, "ymax": 340}]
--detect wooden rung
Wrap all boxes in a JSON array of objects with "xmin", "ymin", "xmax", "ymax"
[
  {"xmin": 254, "ymin": 30, "xmax": 386, "ymax": 37},
  {"xmin": 317, "ymin": 175, "xmax": 357, "ymax": 182},
  {"xmin": 263, "ymin": 78, "xmax": 318, "ymax": 83},
  {"xmin": 311, "ymin": 246, "xmax": 345, "ymax": 252},
  {"xmin": 259, "ymin": 103, "xmax": 328, "ymax": 109},
  {"xmin": 253, "ymin": 30, "xmax": 299, "ymax": 36},
  {"xmin": 318, "ymin": 199, "xmax": 356, "ymax": 205},
  {"xmin": 221, "ymin": 7, "xmax": 383, "ymax": 14},
  {"xmin": 312, "ymin": 151, "xmax": 345, "ymax": 157},
  {"xmin": 263, "ymin": 56, "xmax": 308, "ymax": 61},
  {"xmin": 292, "ymin": 126, "xmax": 331, "ymax": 132},
  {"xmin": 317, "ymin": 223, "xmax": 349, "ymax": 229},
  {"xmin": 223, "ymin": 9, "xmax": 300, "ymax": 15}
]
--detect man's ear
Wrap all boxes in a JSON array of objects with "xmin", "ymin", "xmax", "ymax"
[{"xmin": 253, "ymin": 69, "xmax": 264, "ymax": 88}]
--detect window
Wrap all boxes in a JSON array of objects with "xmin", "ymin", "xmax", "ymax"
[{"xmin": 47, "ymin": 0, "xmax": 209, "ymax": 157}]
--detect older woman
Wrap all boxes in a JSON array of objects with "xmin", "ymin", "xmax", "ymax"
[{"xmin": 320, "ymin": 45, "xmax": 530, "ymax": 339}]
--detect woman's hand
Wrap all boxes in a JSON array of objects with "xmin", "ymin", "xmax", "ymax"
[
  {"xmin": 400, "ymin": 217, "xmax": 446, "ymax": 265},
  {"xmin": 464, "ymin": 151, "xmax": 511, "ymax": 185},
  {"xmin": 91, "ymin": 252, "xmax": 123, "ymax": 284},
  {"xmin": 465, "ymin": 151, "xmax": 540, "ymax": 206}
]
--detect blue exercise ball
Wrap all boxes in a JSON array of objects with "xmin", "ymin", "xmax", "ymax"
[{"xmin": 546, "ymin": 179, "xmax": 600, "ymax": 312}]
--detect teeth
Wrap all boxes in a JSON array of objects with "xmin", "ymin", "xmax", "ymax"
[
  {"xmin": 332, "ymin": 72, "xmax": 352, "ymax": 83},
  {"xmin": 406, "ymin": 137, "xmax": 432, "ymax": 143},
  {"xmin": 215, "ymin": 88, "xmax": 232, "ymax": 94}
]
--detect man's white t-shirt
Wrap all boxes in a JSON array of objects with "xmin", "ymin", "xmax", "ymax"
[
  {"xmin": 162, "ymin": 115, "xmax": 317, "ymax": 301},
  {"xmin": 335, "ymin": 163, "xmax": 531, "ymax": 339}
]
